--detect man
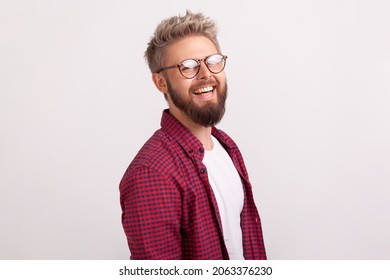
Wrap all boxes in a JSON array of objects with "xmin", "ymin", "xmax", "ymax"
[{"xmin": 120, "ymin": 10, "xmax": 266, "ymax": 260}]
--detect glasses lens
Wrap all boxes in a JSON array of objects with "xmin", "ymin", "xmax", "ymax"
[
  {"xmin": 179, "ymin": 59, "xmax": 199, "ymax": 78},
  {"xmin": 206, "ymin": 54, "xmax": 225, "ymax": 74}
]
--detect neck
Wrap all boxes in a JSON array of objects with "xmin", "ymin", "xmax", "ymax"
[{"xmin": 169, "ymin": 107, "xmax": 214, "ymax": 150}]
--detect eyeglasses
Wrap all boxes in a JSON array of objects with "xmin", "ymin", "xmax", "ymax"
[{"xmin": 157, "ymin": 54, "xmax": 228, "ymax": 79}]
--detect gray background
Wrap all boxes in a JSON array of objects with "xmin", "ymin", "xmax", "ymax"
[{"xmin": 1, "ymin": 0, "xmax": 389, "ymax": 259}]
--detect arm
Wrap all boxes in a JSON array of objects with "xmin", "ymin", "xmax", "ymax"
[{"xmin": 120, "ymin": 166, "xmax": 182, "ymax": 259}]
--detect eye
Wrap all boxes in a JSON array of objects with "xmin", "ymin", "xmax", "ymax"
[
  {"xmin": 206, "ymin": 54, "xmax": 223, "ymax": 66},
  {"xmin": 180, "ymin": 59, "xmax": 199, "ymax": 72}
]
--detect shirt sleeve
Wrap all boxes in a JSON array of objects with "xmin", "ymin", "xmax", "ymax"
[{"xmin": 120, "ymin": 166, "xmax": 182, "ymax": 259}]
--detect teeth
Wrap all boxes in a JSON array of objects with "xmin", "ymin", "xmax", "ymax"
[{"xmin": 192, "ymin": 86, "xmax": 213, "ymax": 94}]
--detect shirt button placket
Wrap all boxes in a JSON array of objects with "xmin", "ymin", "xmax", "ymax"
[{"xmin": 197, "ymin": 147, "xmax": 207, "ymax": 175}]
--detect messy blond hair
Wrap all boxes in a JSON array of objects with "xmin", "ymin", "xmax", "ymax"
[{"xmin": 144, "ymin": 10, "xmax": 221, "ymax": 73}]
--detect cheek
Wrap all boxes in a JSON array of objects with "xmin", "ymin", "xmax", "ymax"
[
  {"xmin": 177, "ymin": 81, "xmax": 193, "ymax": 94},
  {"xmin": 216, "ymin": 73, "xmax": 226, "ymax": 84}
]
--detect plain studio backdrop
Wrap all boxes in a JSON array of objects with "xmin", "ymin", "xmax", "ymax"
[{"xmin": 1, "ymin": 0, "xmax": 389, "ymax": 260}]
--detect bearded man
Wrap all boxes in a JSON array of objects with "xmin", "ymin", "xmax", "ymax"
[{"xmin": 119, "ymin": 10, "xmax": 266, "ymax": 260}]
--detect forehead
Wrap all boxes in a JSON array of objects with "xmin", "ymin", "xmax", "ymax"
[{"xmin": 164, "ymin": 36, "xmax": 219, "ymax": 64}]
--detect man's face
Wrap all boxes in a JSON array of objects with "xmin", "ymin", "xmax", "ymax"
[{"xmin": 161, "ymin": 36, "xmax": 228, "ymax": 127}]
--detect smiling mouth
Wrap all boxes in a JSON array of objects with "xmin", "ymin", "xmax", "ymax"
[{"xmin": 192, "ymin": 86, "xmax": 215, "ymax": 95}]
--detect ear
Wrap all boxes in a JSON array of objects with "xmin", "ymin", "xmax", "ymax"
[{"xmin": 152, "ymin": 73, "xmax": 168, "ymax": 94}]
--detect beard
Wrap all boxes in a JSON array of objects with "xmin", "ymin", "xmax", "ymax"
[{"xmin": 166, "ymin": 80, "xmax": 228, "ymax": 127}]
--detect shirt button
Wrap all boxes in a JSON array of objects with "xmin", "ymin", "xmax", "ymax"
[
  {"xmin": 188, "ymin": 149, "xmax": 193, "ymax": 154},
  {"xmin": 199, "ymin": 147, "xmax": 204, "ymax": 153},
  {"xmin": 200, "ymin": 168, "xmax": 206, "ymax": 174}
]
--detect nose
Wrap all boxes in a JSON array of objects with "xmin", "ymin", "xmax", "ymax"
[{"xmin": 197, "ymin": 60, "xmax": 212, "ymax": 80}]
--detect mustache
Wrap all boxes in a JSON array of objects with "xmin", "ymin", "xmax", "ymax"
[{"xmin": 190, "ymin": 79, "xmax": 217, "ymax": 89}]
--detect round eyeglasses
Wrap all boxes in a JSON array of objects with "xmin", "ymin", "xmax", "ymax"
[{"xmin": 157, "ymin": 54, "xmax": 228, "ymax": 79}]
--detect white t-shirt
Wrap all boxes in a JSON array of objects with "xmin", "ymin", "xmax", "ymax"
[{"xmin": 202, "ymin": 136, "xmax": 245, "ymax": 260}]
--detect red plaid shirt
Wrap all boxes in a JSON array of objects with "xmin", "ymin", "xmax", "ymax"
[{"xmin": 120, "ymin": 110, "xmax": 266, "ymax": 260}]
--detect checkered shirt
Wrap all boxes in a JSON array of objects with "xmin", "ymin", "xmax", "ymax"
[{"xmin": 120, "ymin": 110, "xmax": 266, "ymax": 259}]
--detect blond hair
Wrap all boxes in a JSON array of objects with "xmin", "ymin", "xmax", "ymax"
[{"xmin": 144, "ymin": 10, "xmax": 221, "ymax": 73}]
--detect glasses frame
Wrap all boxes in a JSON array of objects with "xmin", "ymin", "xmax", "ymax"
[{"xmin": 157, "ymin": 54, "xmax": 228, "ymax": 79}]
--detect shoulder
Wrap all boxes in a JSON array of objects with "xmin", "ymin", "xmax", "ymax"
[{"xmin": 122, "ymin": 128, "xmax": 181, "ymax": 179}]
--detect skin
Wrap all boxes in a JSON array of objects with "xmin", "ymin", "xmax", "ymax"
[{"xmin": 152, "ymin": 35, "xmax": 227, "ymax": 150}]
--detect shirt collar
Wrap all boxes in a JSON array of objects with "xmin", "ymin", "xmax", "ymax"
[
  {"xmin": 161, "ymin": 109, "xmax": 204, "ymax": 158},
  {"xmin": 160, "ymin": 109, "xmax": 237, "ymax": 157},
  {"xmin": 212, "ymin": 126, "xmax": 237, "ymax": 150}
]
